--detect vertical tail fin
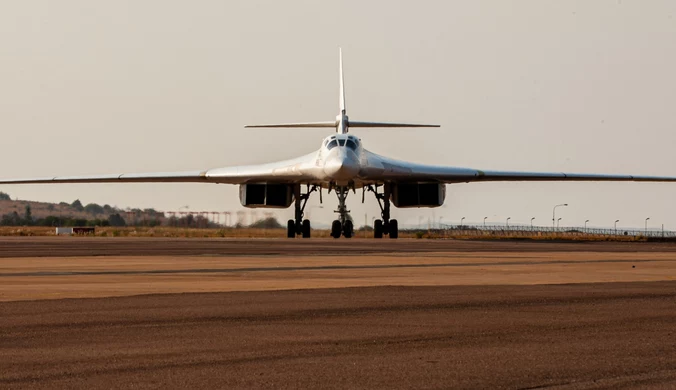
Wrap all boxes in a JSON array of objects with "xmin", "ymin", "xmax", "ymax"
[
  {"xmin": 339, "ymin": 47, "xmax": 346, "ymax": 114},
  {"xmin": 244, "ymin": 48, "xmax": 439, "ymax": 132}
]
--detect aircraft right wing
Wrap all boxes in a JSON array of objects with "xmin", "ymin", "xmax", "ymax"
[{"xmin": 360, "ymin": 151, "xmax": 676, "ymax": 184}]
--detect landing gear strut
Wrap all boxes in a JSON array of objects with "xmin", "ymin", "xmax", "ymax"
[
  {"xmin": 330, "ymin": 186, "xmax": 353, "ymax": 238},
  {"xmin": 367, "ymin": 184, "xmax": 398, "ymax": 239},
  {"xmin": 287, "ymin": 184, "xmax": 317, "ymax": 239}
]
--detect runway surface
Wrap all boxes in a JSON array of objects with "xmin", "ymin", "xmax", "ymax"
[
  {"xmin": 1, "ymin": 237, "xmax": 675, "ymax": 388},
  {"xmin": 2, "ymin": 284, "xmax": 675, "ymax": 389},
  {"xmin": 3, "ymin": 236, "xmax": 676, "ymax": 258}
]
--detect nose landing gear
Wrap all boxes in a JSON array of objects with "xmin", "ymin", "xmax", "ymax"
[
  {"xmin": 330, "ymin": 186, "xmax": 354, "ymax": 238},
  {"xmin": 367, "ymin": 184, "xmax": 398, "ymax": 239}
]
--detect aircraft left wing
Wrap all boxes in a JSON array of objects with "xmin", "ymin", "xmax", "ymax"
[
  {"xmin": 361, "ymin": 152, "xmax": 676, "ymax": 184},
  {"xmin": 0, "ymin": 153, "xmax": 321, "ymax": 186}
]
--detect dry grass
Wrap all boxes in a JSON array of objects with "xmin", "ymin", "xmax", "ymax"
[
  {"xmin": 0, "ymin": 226, "xmax": 398, "ymax": 238},
  {"xmin": 0, "ymin": 226, "xmax": 668, "ymax": 242}
]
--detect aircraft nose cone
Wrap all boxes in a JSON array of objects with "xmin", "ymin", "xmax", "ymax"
[{"xmin": 324, "ymin": 149, "xmax": 359, "ymax": 180}]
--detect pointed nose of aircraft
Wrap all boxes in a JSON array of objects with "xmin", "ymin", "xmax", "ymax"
[{"xmin": 324, "ymin": 148, "xmax": 360, "ymax": 180}]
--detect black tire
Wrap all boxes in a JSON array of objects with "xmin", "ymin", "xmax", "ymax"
[
  {"xmin": 343, "ymin": 220, "xmax": 353, "ymax": 238},
  {"xmin": 287, "ymin": 220, "xmax": 295, "ymax": 238},
  {"xmin": 331, "ymin": 220, "xmax": 342, "ymax": 239},
  {"xmin": 374, "ymin": 219, "xmax": 383, "ymax": 239},
  {"xmin": 302, "ymin": 219, "xmax": 311, "ymax": 238},
  {"xmin": 389, "ymin": 219, "xmax": 399, "ymax": 239}
]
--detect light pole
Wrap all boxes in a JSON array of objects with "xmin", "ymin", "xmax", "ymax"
[
  {"xmin": 645, "ymin": 217, "xmax": 650, "ymax": 234},
  {"xmin": 552, "ymin": 203, "xmax": 568, "ymax": 228},
  {"xmin": 439, "ymin": 216, "xmax": 443, "ymax": 228},
  {"xmin": 483, "ymin": 216, "xmax": 488, "ymax": 228},
  {"xmin": 585, "ymin": 219, "xmax": 589, "ymax": 231},
  {"xmin": 418, "ymin": 216, "xmax": 423, "ymax": 229},
  {"xmin": 460, "ymin": 217, "xmax": 465, "ymax": 227},
  {"xmin": 530, "ymin": 217, "xmax": 535, "ymax": 228},
  {"xmin": 557, "ymin": 218, "xmax": 562, "ymax": 228},
  {"xmin": 615, "ymin": 219, "xmax": 620, "ymax": 234},
  {"xmin": 506, "ymin": 217, "xmax": 511, "ymax": 228}
]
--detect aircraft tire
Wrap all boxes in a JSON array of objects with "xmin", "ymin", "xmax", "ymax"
[
  {"xmin": 302, "ymin": 219, "xmax": 311, "ymax": 238},
  {"xmin": 389, "ymin": 219, "xmax": 399, "ymax": 239},
  {"xmin": 331, "ymin": 220, "xmax": 342, "ymax": 239},
  {"xmin": 287, "ymin": 220, "xmax": 296, "ymax": 238},
  {"xmin": 343, "ymin": 220, "xmax": 353, "ymax": 238},
  {"xmin": 374, "ymin": 220, "xmax": 383, "ymax": 239}
]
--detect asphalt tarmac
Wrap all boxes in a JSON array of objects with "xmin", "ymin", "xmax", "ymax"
[
  {"xmin": 1, "ymin": 238, "xmax": 675, "ymax": 389},
  {"xmin": 2, "ymin": 236, "xmax": 676, "ymax": 258}
]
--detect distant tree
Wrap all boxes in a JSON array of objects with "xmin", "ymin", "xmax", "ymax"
[
  {"xmin": 71, "ymin": 199, "xmax": 84, "ymax": 211},
  {"xmin": 249, "ymin": 217, "xmax": 283, "ymax": 229},
  {"xmin": 42, "ymin": 216, "xmax": 63, "ymax": 226},
  {"xmin": 167, "ymin": 216, "xmax": 179, "ymax": 227},
  {"xmin": 59, "ymin": 202, "xmax": 69, "ymax": 206},
  {"xmin": 184, "ymin": 214, "xmax": 195, "ymax": 227},
  {"xmin": 107, "ymin": 213, "xmax": 126, "ymax": 227},
  {"xmin": 84, "ymin": 203, "xmax": 105, "ymax": 215},
  {"xmin": 0, "ymin": 192, "xmax": 10, "ymax": 201},
  {"xmin": 1, "ymin": 211, "xmax": 22, "ymax": 226},
  {"xmin": 103, "ymin": 204, "xmax": 113, "ymax": 213},
  {"xmin": 47, "ymin": 204, "xmax": 55, "ymax": 211},
  {"xmin": 24, "ymin": 205, "xmax": 32, "ymax": 225},
  {"xmin": 87, "ymin": 219, "xmax": 110, "ymax": 227}
]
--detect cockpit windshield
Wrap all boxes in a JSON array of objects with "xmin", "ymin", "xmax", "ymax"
[{"xmin": 325, "ymin": 136, "xmax": 360, "ymax": 151}]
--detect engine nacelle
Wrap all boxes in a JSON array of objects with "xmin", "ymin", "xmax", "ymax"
[
  {"xmin": 239, "ymin": 183, "xmax": 294, "ymax": 208},
  {"xmin": 391, "ymin": 183, "xmax": 445, "ymax": 208}
]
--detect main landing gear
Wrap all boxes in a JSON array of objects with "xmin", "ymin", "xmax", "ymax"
[
  {"xmin": 366, "ymin": 184, "xmax": 398, "ymax": 239},
  {"xmin": 287, "ymin": 185, "xmax": 318, "ymax": 239}
]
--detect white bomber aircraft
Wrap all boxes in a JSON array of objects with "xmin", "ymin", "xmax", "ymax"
[{"xmin": 3, "ymin": 49, "xmax": 676, "ymax": 239}]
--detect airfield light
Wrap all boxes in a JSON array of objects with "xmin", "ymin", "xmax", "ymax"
[{"xmin": 552, "ymin": 204, "xmax": 568, "ymax": 228}]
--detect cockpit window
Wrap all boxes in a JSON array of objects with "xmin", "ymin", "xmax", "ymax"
[
  {"xmin": 345, "ymin": 139, "xmax": 357, "ymax": 150},
  {"xmin": 338, "ymin": 139, "xmax": 346, "ymax": 146},
  {"xmin": 327, "ymin": 140, "xmax": 338, "ymax": 150}
]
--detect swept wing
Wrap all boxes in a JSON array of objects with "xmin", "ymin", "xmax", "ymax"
[
  {"xmin": 0, "ymin": 153, "xmax": 320, "ymax": 186},
  {"xmin": 361, "ymin": 151, "xmax": 676, "ymax": 184}
]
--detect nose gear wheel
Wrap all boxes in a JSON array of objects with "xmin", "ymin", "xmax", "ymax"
[{"xmin": 330, "ymin": 186, "xmax": 353, "ymax": 238}]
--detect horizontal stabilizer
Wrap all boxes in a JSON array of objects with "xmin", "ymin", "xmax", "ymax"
[
  {"xmin": 349, "ymin": 121, "xmax": 440, "ymax": 128},
  {"xmin": 245, "ymin": 121, "xmax": 336, "ymax": 128}
]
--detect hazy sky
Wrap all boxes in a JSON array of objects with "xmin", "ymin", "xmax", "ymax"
[{"xmin": 1, "ymin": 0, "xmax": 676, "ymax": 229}]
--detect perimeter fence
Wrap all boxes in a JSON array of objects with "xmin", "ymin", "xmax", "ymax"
[{"xmin": 432, "ymin": 224, "xmax": 676, "ymax": 240}]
